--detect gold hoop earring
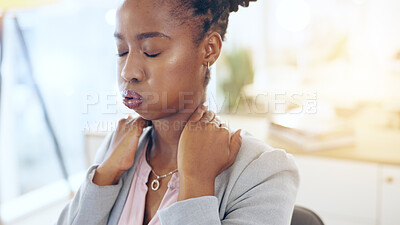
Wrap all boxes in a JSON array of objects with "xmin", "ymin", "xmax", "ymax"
[{"xmin": 207, "ymin": 61, "xmax": 210, "ymax": 69}]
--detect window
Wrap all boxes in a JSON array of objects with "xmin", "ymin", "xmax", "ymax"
[{"xmin": 0, "ymin": 1, "xmax": 121, "ymax": 222}]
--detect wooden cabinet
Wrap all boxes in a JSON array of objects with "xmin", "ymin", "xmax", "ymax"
[
  {"xmin": 379, "ymin": 165, "xmax": 400, "ymax": 225},
  {"xmin": 294, "ymin": 155, "xmax": 400, "ymax": 225}
]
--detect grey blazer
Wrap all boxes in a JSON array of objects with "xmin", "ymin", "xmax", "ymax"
[{"xmin": 57, "ymin": 126, "xmax": 299, "ymax": 225}]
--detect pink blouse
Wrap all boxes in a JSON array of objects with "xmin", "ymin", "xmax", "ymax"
[{"xmin": 117, "ymin": 140, "xmax": 180, "ymax": 225}]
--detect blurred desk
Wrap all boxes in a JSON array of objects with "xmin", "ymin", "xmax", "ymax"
[
  {"xmin": 266, "ymin": 126, "xmax": 400, "ymax": 166},
  {"xmin": 220, "ymin": 114, "xmax": 400, "ymax": 166}
]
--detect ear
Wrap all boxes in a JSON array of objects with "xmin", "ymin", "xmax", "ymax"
[{"xmin": 201, "ymin": 32, "xmax": 223, "ymax": 67}]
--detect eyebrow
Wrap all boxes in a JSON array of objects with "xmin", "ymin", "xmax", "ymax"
[{"xmin": 113, "ymin": 32, "xmax": 171, "ymax": 41}]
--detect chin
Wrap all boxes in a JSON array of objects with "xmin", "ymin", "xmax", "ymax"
[{"xmin": 132, "ymin": 108, "xmax": 178, "ymax": 121}]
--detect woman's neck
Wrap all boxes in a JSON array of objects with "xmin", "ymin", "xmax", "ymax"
[
  {"xmin": 154, "ymin": 112, "xmax": 189, "ymax": 150},
  {"xmin": 147, "ymin": 105, "xmax": 198, "ymax": 173}
]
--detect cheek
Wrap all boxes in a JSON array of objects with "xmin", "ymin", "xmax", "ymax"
[
  {"xmin": 144, "ymin": 51, "xmax": 202, "ymax": 112},
  {"xmin": 159, "ymin": 50, "xmax": 203, "ymax": 91}
]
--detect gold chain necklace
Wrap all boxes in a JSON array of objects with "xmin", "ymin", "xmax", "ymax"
[{"xmin": 145, "ymin": 130, "xmax": 178, "ymax": 191}]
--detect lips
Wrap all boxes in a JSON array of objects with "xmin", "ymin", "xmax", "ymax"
[
  {"xmin": 121, "ymin": 90, "xmax": 143, "ymax": 100},
  {"xmin": 121, "ymin": 90, "xmax": 143, "ymax": 109}
]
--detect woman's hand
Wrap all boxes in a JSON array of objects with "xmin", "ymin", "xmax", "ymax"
[
  {"xmin": 93, "ymin": 115, "xmax": 151, "ymax": 186},
  {"xmin": 177, "ymin": 104, "xmax": 242, "ymax": 200}
]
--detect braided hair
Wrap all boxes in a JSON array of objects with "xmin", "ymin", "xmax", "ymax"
[
  {"xmin": 167, "ymin": 0, "xmax": 257, "ymax": 86},
  {"xmin": 170, "ymin": 0, "xmax": 257, "ymax": 43}
]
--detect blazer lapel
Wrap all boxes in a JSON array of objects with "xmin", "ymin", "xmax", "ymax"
[{"xmin": 107, "ymin": 126, "xmax": 153, "ymax": 224}]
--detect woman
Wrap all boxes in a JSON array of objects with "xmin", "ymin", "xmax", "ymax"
[{"xmin": 57, "ymin": 0, "xmax": 299, "ymax": 224}]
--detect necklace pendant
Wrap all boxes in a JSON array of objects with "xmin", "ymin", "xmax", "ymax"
[{"xmin": 151, "ymin": 179, "xmax": 160, "ymax": 191}]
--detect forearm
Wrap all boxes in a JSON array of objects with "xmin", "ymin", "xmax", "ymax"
[
  {"xmin": 57, "ymin": 165, "xmax": 123, "ymax": 225},
  {"xmin": 93, "ymin": 163, "xmax": 125, "ymax": 186},
  {"xmin": 177, "ymin": 175, "xmax": 215, "ymax": 201},
  {"xmin": 158, "ymin": 195, "xmax": 221, "ymax": 225}
]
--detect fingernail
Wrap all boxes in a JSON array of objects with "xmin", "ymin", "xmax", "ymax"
[{"xmin": 240, "ymin": 129, "xmax": 245, "ymax": 137}]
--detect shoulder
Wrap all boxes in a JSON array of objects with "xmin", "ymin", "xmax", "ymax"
[
  {"xmin": 211, "ymin": 130, "xmax": 300, "ymax": 223},
  {"xmin": 217, "ymin": 129, "xmax": 300, "ymax": 196},
  {"xmin": 232, "ymin": 129, "xmax": 299, "ymax": 176}
]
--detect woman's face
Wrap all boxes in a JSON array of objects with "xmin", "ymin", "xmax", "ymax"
[{"xmin": 115, "ymin": 0, "xmax": 206, "ymax": 120}]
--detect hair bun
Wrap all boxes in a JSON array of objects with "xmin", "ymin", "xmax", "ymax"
[{"xmin": 228, "ymin": 0, "xmax": 257, "ymax": 12}]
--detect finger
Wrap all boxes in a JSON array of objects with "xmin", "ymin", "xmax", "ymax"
[
  {"xmin": 212, "ymin": 115, "xmax": 222, "ymax": 126},
  {"xmin": 220, "ymin": 121, "xmax": 229, "ymax": 130},
  {"xmin": 129, "ymin": 117, "xmax": 151, "ymax": 137},
  {"xmin": 187, "ymin": 103, "xmax": 207, "ymax": 123},
  {"xmin": 199, "ymin": 110, "xmax": 215, "ymax": 123},
  {"xmin": 228, "ymin": 129, "xmax": 242, "ymax": 164},
  {"xmin": 135, "ymin": 117, "xmax": 152, "ymax": 128},
  {"xmin": 209, "ymin": 116, "xmax": 222, "ymax": 128},
  {"xmin": 126, "ymin": 114, "xmax": 138, "ymax": 124},
  {"xmin": 209, "ymin": 120, "xmax": 220, "ymax": 127}
]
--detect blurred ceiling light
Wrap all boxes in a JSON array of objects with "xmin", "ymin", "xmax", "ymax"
[
  {"xmin": 353, "ymin": 0, "xmax": 366, "ymax": 5},
  {"xmin": 276, "ymin": 0, "xmax": 311, "ymax": 32},
  {"xmin": 105, "ymin": 8, "xmax": 116, "ymax": 26},
  {"xmin": 0, "ymin": 0, "xmax": 60, "ymax": 10}
]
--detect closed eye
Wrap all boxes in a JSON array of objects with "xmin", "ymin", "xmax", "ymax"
[
  {"xmin": 116, "ymin": 52, "xmax": 160, "ymax": 58},
  {"xmin": 144, "ymin": 52, "xmax": 161, "ymax": 58},
  {"xmin": 117, "ymin": 52, "xmax": 128, "ymax": 57}
]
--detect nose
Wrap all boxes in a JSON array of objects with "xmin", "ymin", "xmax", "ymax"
[{"xmin": 120, "ymin": 53, "xmax": 145, "ymax": 83}]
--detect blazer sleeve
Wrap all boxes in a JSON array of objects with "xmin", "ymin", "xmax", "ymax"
[
  {"xmin": 56, "ymin": 131, "xmax": 123, "ymax": 225},
  {"xmin": 157, "ymin": 149, "xmax": 300, "ymax": 225}
]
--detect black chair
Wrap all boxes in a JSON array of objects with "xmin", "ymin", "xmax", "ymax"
[{"xmin": 291, "ymin": 206, "xmax": 324, "ymax": 225}]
